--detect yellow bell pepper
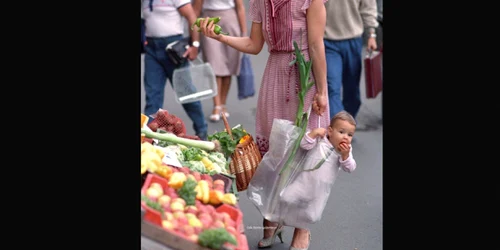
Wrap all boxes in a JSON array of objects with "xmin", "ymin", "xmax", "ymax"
[
  {"xmin": 196, "ymin": 180, "xmax": 210, "ymax": 204},
  {"xmin": 155, "ymin": 165, "xmax": 172, "ymax": 179},
  {"xmin": 141, "ymin": 153, "xmax": 160, "ymax": 173},
  {"xmin": 141, "ymin": 161, "xmax": 148, "ymax": 174},
  {"xmin": 221, "ymin": 193, "xmax": 237, "ymax": 205},
  {"xmin": 168, "ymin": 172, "xmax": 187, "ymax": 189},
  {"xmin": 209, "ymin": 190, "xmax": 224, "ymax": 205},
  {"xmin": 239, "ymin": 134, "xmax": 250, "ymax": 144},
  {"xmin": 149, "ymin": 153, "xmax": 162, "ymax": 166},
  {"xmin": 201, "ymin": 157, "xmax": 214, "ymax": 170},
  {"xmin": 154, "ymin": 147, "xmax": 165, "ymax": 159},
  {"xmin": 141, "ymin": 142, "xmax": 154, "ymax": 153}
]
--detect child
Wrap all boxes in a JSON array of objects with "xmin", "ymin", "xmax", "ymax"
[{"xmin": 280, "ymin": 111, "xmax": 357, "ymax": 224}]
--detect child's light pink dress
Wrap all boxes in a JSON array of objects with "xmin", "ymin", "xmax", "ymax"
[{"xmin": 280, "ymin": 132, "xmax": 356, "ymax": 224}]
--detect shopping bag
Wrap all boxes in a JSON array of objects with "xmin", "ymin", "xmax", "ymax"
[
  {"xmin": 246, "ymin": 115, "xmax": 333, "ymax": 229},
  {"xmin": 172, "ymin": 57, "xmax": 218, "ymax": 104},
  {"xmin": 364, "ymin": 49, "xmax": 383, "ymax": 98},
  {"xmin": 237, "ymin": 54, "xmax": 255, "ymax": 100},
  {"xmin": 279, "ymin": 135, "xmax": 337, "ymax": 227},
  {"xmin": 246, "ymin": 118, "xmax": 305, "ymax": 226}
]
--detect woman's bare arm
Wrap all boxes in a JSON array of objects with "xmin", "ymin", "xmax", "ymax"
[
  {"xmin": 307, "ymin": 0, "xmax": 328, "ymax": 114},
  {"xmin": 199, "ymin": 18, "xmax": 265, "ymax": 55}
]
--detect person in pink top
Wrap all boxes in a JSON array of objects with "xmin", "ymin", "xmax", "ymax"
[{"xmin": 198, "ymin": 0, "xmax": 329, "ymax": 249}]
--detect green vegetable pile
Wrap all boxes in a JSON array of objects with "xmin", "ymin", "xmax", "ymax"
[
  {"xmin": 179, "ymin": 146, "xmax": 228, "ymax": 174},
  {"xmin": 177, "ymin": 178, "xmax": 197, "ymax": 206},
  {"xmin": 182, "ymin": 147, "xmax": 205, "ymax": 161},
  {"xmin": 198, "ymin": 228, "xmax": 237, "ymax": 249},
  {"xmin": 208, "ymin": 125, "xmax": 248, "ymax": 159}
]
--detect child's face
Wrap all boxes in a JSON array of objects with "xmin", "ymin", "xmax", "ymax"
[{"xmin": 327, "ymin": 119, "xmax": 356, "ymax": 148}]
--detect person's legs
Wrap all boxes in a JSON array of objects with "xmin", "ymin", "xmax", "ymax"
[
  {"xmin": 143, "ymin": 38, "xmax": 168, "ymax": 118},
  {"xmin": 290, "ymin": 228, "xmax": 311, "ymax": 249},
  {"xmin": 324, "ymin": 39, "xmax": 344, "ymax": 119},
  {"xmin": 180, "ymin": 101, "xmax": 208, "ymax": 140},
  {"xmin": 220, "ymin": 75, "xmax": 232, "ymax": 117},
  {"xmin": 160, "ymin": 36, "xmax": 208, "ymax": 139},
  {"xmin": 210, "ymin": 76, "xmax": 223, "ymax": 122},
  {"xmin": 258, "ymin": 219, "xmax": 284, "ymax": 248},
  {"xmin": 341, "ymin": 37, "xmax": 363, "ymax": 119}
]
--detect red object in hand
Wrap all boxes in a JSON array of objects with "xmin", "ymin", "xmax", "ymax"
[{"xmin": 364, "ymin": 48, "xmax": 383, "ymax": 99}]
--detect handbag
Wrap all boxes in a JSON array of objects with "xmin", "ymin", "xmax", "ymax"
[
  {"xmin": 364, "ymin": 48, "xmax": 383, "ymax": 98},
  {"xmin": 237, "ymin": 54, "xmax": 255, "ymax": 100},
  {"xmin": 166, "ymin": 37, "xmax": 191, "ymax": 67}
]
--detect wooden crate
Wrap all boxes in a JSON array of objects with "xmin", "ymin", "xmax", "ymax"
[
  {"xmin": 141, "ymin": 220, "xmax": 214, "ymax": 250},
  {"xmin": 141, "ymin": 219, "xmax": 248, "ymax": 250}
]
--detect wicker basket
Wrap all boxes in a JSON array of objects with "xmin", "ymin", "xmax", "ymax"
[{"xmin": 221, "ymin": 113, "xmax": 262, "ymax": 192}]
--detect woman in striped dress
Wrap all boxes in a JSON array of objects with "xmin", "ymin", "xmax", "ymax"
[{"xmin": 199, "ymin": 0, "xmax": 329, "ymax": 249}]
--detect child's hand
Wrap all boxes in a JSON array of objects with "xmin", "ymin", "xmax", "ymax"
[
  {"xmin": 308, "ymin": 128, "xmax": 326, "ymax": 139},
  {"xmin": 338, "ymin": 142, "xmax": 350, "ymax": 160}
]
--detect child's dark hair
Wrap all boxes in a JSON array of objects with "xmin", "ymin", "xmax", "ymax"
[{"xmin": 330, "ymin": 111, "xmax": 357, "ymax": 128}]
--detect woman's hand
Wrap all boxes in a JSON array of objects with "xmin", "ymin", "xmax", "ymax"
[
  {"xmin": 199, "ymin": 17, "xmax": 224, "ymax": 41},
  {"xmin": 312, "ymin": 93, "xmax": 327, "ymax": 116}
]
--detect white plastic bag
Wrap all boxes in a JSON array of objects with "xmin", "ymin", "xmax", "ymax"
[
  {"xmin": 279, "ymin": 136, "xmax": 337, "ymax": 227},
  {"xmin": 172, "ymin": 57, "xmax": 217, "ymax": 104},
  {"xmin": 247, "ymin": 117, "xmax": 337, "ymax": 229},
  {"xmin": 246, "ymin": 118, "xmax": 304, "ymax": 225}
]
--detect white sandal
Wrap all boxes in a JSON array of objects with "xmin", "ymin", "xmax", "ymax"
[{"xmin": 209, "ymin": 106, "xmax": 222, "ymax": 122}]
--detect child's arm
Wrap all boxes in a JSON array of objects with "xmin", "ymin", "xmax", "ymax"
[
  {"xmin": 339, "ymin": 146, "xmax": 356, "ymax": 173},
  {"xmin": 300, "ymin": 128, "xmax": 326, "ymax": 150}
]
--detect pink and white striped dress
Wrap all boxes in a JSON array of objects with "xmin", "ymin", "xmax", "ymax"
[{"xmin": 249, "ymin": 0, "xmax": 330, "ymax": 156}]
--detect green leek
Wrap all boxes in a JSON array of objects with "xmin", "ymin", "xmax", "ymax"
[{"xmin": 141, "ymin": 129, "xmax": 219, "ymax": 152}]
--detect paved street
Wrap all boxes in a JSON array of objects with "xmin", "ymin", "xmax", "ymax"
[{"xmin": 141, "ymin": 7, "xmax": 382, "ymax": 249}]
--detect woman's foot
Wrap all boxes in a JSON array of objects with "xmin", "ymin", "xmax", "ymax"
[
  {"xmin": 209, "ymin": 106, "xmax": 222, "ymax": 122},
  {"xmin": 290, "ymin": 228, "xmax": 311, "ymax": 250},
  {"xmin": 258, "ymin": 219, "xmax": 284, "ymax": 248}
]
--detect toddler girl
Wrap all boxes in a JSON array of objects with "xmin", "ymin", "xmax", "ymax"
[{"xmin": 281, "ymin": 111, "xmax": 357, "ymax": 224}]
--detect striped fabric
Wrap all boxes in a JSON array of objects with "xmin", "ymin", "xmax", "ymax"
[{"xmin": 249, "ymin": 0, "xmax": 330, "ymax": 156}]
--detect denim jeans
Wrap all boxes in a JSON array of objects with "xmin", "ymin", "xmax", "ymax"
[
  {"xmin": 144, "ymin": 35, "xmax": 208, "ymax": 139},
  {"xmin": 324, "ymin": 37, "xmax": 363, "ymax": 119}
]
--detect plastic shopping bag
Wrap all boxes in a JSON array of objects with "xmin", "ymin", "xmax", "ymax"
[
  {"xmin": 172, "ymin": 58, "xmax": 217, "ymax": 104},
  {"xmin": 237, "ymin": 54, "xmax": 255, "ymax": 100},
  {"xmin": 247, "ymin": 118, "xmax": 338, "ymax": 229},
  {"xmin": 279, "ymin": 137, "xmax": 337, "ymax": 228},
  {"xmin": 246, "ymin": 118, "xmax": 304, "ymax": 226}
]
